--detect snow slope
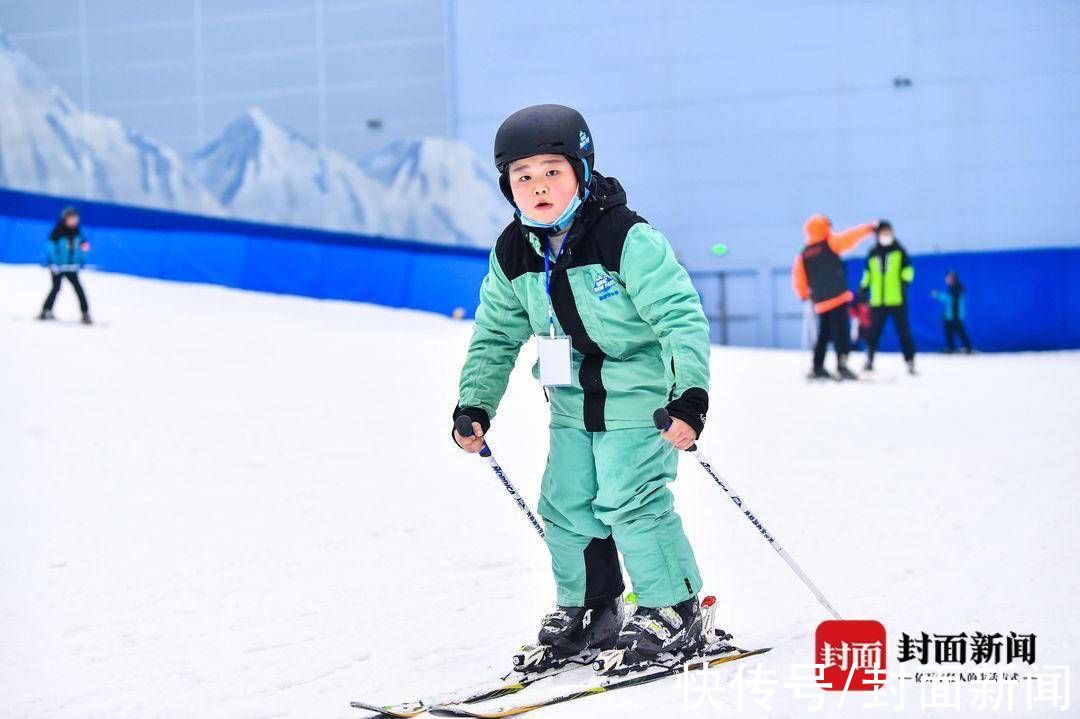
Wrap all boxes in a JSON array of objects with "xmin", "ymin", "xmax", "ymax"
[{"xmin": 1, "ymin": 264, "xmax": 1078, "ymax": 718}]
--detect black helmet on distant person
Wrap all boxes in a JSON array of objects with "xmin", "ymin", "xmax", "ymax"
[{"xmin": 493, "ymin": 104, "xmax": 594, "ymax": 205}]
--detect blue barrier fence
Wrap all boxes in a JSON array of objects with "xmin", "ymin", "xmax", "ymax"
[
  {"xmin": 843, "ymin": 248, "xmax": 1080, "ymax": 353},
  {"xmin": 0, "ymin": 187, "xmax": 491, "ymax": 317},
  {"xmin": 2, "ymin": 187, "xmax": 1077, "ymax": 351}
]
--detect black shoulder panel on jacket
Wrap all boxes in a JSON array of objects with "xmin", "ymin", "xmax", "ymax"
[
  {"xmin": 493, "ymin": 221, "xmax": 543, "ymax": 282},
  {"xmin": 564, "ymin": 204, "xmax": 647, "ymax": 275}
]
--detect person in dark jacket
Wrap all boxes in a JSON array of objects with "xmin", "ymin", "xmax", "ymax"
[
  {"xmin": 931, "ymin": 270, "xmax": 973, "ymax": 353},
  {"xmin": 39, "ymin": 206, "xmax": 92, "ymax": 324},
  {"xmin": 791, "ymin": 214, "xmax": 879, "ymax": 380},
  {"xmin": 860, "ymin": 221, "xmax": 916, "ymax": 375}
]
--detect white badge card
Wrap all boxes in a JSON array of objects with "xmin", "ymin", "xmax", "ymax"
[{"xmin": 537, "ymin": 335, "xmax": 573, "ymax": 387}]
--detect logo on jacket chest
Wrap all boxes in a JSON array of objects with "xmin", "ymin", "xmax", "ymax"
[{"xmin": 591, "ymin": 272, "xmax": 620, "ymax": 301}]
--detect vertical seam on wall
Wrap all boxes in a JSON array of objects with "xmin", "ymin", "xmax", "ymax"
[
  {"xmin": 193, "ymin": 0, "xmax": 204, "ymax": 148},
  {"xmin": 314, "ymin": 0, "xmax": 327, "ymax": 228},
  {"xmin": 442, "ymin": 0, "xmax": 458, "ymax": 139},
  {"xmin": 77, "ymin": 0, "xmax": 90, "ymax": 198}
]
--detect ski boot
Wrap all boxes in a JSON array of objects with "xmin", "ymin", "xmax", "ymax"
[
  {"xmin": 38, "ymin": 309, "xmax": 55, "ymax": 321},
  {"xmin": 595, "ymin": 596, "xmax": 706, "ymax": 674},
  {"xmin": 512, "ymin": 597, "xmax": 623, "ymax": 673},
  {"xmin": 807, "ymin": 366, "xmax": 834, "ymax": 381},
  {"xmin": 836, "ymin": 364, "xmax": 859, "ymax": 381},
  {"xmin": 594, "ymin": 595, "xmax": 735, "ymax": 676}
]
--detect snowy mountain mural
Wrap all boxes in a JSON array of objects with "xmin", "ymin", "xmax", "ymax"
[
  {"xmin": 360, "ymin": 138, "xmax": 509, "ymax": 247},
  {"xmin": 189, "ymin": 110, "xmax": 508, "ymax": 246},
  {"xmin": 0, "ymin": 29, "xmax": 507, "ymax": 247},
  {"xmin": 0, "ymin": 32, "xmax": 224, "ymax": 216},
  {"xmin": 189, "ymin": 108, "xmax": 396, "ymax": 236}
]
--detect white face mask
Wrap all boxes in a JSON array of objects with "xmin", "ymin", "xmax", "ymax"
[{"xmin": 879, "ymin": 234, "xmax": 894, "ymax": 246}]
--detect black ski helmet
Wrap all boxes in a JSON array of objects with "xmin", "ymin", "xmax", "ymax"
[{"xmin": 493, "ymin": 104, "xmax": 594, "ymax": 205}]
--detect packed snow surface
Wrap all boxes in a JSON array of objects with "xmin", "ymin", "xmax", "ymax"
[{"xmin": 2, "ymin": 264, "xmax": 1078, "ymax": 718}]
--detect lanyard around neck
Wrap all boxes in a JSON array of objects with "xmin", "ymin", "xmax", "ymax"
[{"xmin": 543, "ymin": 237, "xmax": 566, "ymax": 339}]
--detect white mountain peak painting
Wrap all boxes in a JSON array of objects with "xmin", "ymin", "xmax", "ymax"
[
  {"xmin": 0, "ymin": 30, "xmax": 507, "ymax": 247},
  {"xmin": 189, "ymin": 107, "xmax": 397, "ymax": 236},
  {"xmin": 0, "ymin": 31, "xmax": 225, "ymax": 216},
  {"xmin": 361, "ymin": 137, "xmax": 509, "ymax": 247}
]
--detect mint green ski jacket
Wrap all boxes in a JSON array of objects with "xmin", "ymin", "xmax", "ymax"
[{"xmin": 455, "ymin": 174, "xmax": 710, "ymax": 435}]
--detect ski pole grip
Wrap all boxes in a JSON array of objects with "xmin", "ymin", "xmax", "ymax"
[
  {"xmin": 455, "ymin": 414, "xmax": 492, "ymax": 457},
  {"xmin": 454, "ymin": 414, "xmax": 476, "ymax": 437},
  {"xmin": 653, "ymin": 408, "xmax": 698, "ymax": 452}
]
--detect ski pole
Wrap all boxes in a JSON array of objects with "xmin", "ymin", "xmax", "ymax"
[
  {"xmin": 454, "ymin": 415, "xmax": 546, "ymax": 540},
  {"xmin": 654, "ymin": 408, "xmax": 842, "ymax": 620}
]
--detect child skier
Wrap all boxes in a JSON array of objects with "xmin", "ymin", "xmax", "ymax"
[
  {"xmin": 931, "ymin": 270, "xmax": 973, "ymax": 353},
  {"xmin": 849, "ymin": 288, "xmax": 872, "ymax": 351},
  {"xmin": 791, "ymin": 214, "xmax": 879, "ymax": 379},
  {"xmin": 860, "ymin": 221, "xmax": 917, "ymax": 374},
  {"xmin": 452, "ymin": 104, "xmax": 711, "ymax": 669},
  {"xmin": 39, "ymin": 206, "xmax": 92, "ymax": 324}
]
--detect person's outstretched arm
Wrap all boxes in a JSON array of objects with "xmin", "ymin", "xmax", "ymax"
[
  {"xmin": 619, "ymin": 223, "xmax": 710, "ymax": 444},
  {"xmin": 454, "ymin": 248, "xmax": 532, "ymax": 449},
  {"xmin": 828, "ymin": 221, "xmax": 877, "ymax": 255}
]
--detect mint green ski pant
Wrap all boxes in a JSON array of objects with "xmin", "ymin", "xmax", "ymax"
[{"xmin": 537, "ymin": 426, "xmax": 702, "ymax": 609}]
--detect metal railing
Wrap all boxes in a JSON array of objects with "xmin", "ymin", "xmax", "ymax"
[
  {"xmin": 688, "ymin": 269, "xmax": 760, "ymax": 345},
  {"xmin": 770, "ymin": 266, "xmax": 804, "ymax": 348}
]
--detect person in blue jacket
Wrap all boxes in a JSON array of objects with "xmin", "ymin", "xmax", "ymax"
[
  {"xmin": 930, "ymin": 270, "xmax": 972, "ymax": 353},
  {"xmin": 39, "ymin": 206, "xmax": 92, "ymax": 324}
]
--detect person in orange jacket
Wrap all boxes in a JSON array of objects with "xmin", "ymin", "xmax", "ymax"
[{"xmin": 792, "ymin": 214, "xmax": 880, "ymax": 379}]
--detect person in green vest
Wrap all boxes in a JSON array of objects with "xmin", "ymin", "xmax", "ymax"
[
  {"xmin": 860, "ymin": 221, "xmax": 916, "ymax": 375},
  {"xmin": 452, "ymin": 105, "xmax": 711, "ymax": 669}
]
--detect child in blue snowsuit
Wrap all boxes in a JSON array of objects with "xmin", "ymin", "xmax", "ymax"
[{"xmin": 39, "ymin": 206, "xmax": 92, "ymax": 324}]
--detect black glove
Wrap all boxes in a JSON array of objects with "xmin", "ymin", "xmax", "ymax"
[
  {"xmin": 665, "ymin": 388, "xmax": 709, "ymax": 439},
  {"xmin": 451, "ymin": 405, "xmax": 490, "ymax": 448}
]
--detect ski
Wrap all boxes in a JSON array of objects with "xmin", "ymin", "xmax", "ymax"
[
  {"xmin": 349, "ymin": 594, "xmax": 742, "ymax": 717},
  {"xmin": 427, "ymin": 645, "xmax": 772, "ymax": 717},
  {"xmin": 349, "ymin": 654, "xmax": 595, "ymax": 717},
  {"xmin": 856, "ymin": 373, "xmax": 898, "ymax": 384},
  {"xmin": 11, "ymin": 315, "xmax": 109, "ymax": 328}
]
